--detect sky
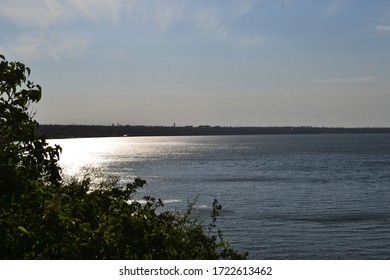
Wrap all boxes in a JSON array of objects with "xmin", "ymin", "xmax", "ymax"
[{"xmin": 1, "ymin": 0, "xmax": 390, "ymax": 127}]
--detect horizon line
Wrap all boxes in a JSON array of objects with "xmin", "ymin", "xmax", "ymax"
[{"xmin": 38, "ymin": 124, "xmax": 390, "ymax": 129}]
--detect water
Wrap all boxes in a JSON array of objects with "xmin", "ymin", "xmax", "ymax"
[{"xmin": 49, "ymin": 134, "xmax": 390, "ymax": 259}]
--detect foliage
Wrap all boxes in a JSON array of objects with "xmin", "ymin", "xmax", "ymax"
[
  {"xmin": 0, "ymin": 53, "xmax": 247, "ymax": 260},
  {"xmin": 1, "ymin": 53, "xmax": 62, "ymax": 258}
]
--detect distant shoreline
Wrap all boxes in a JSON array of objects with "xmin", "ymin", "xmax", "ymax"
[{"xmin": 36, "ymin": 124, "xmax": 390, "ymax": 139}]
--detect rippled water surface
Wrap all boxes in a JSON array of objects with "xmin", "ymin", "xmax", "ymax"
[{"xmin": 49, "ymin": 134, "xmax": 390, "ymax": 259}]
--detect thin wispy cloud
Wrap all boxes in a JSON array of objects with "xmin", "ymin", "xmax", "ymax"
[
  {"xmin": 5, "ymin": 33, "xmax": 90, "ymax": 62},
  {"xmin": 0, "ymin": 0, "xmax": 72, "ymax": 28},
  {"xmin": 1, "ymin": 0, "xmax": 258, "ymax": 62},
  {"xmin": 154, "ymin": 1, "xmax": 183, "ymax": 33},
  {"xmin": 0, "ymin": 0, "xmax": 251, "ymax": 35},
  {"xmin": 68, "ymin": 0, "xmax": 125, "ymax": 23},
  {"xmin": 0, "ymin": 0, "xmax": 139, "ymax": 27},
  {"xmin": 324, "ymin": 0, "xmax": 348, "ymax": 17},
  {"xmin": 321, "ymin": 76, "xmax": 376, "ymax": 84},
  {"xmin": 125, "ymin": 0, "xmax": 184, "ymax": 33},
  {"xmin": 195, "ymin": 1, "xmax": 259, "ymax": 40},
  {"xmin": 240, "ymin": 36, "xmax": 264, "ymax": 48},
  {"xmin": 232, "ymin": 0, "xmax": 257, "ymax": 17},
  {"xmin": 196, "ymin": 6, "xmax": 229, "ymax": 39},
  {"xmin": 372, "ymin": 7, "xmax": 390, "ymax": 36},
  {"xmin": 375, "ymin": 25, "xmax": 390, "ymax": 32}
]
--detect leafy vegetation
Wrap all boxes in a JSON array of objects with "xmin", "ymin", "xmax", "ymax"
[{"xmin": 0, "ymin": 53, "xmax": 247, "ymax": 259}]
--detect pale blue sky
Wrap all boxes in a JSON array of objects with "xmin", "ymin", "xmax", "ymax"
[{"xmin": 1, "ymin": 0, "xmax": 390, "ymax": 126}]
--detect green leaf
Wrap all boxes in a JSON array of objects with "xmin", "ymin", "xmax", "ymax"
[
  {"xmin": 17, "ymin": 97, "xmax": 27, "ymax": 107},
  {"xmin": 108, "ymin": 204, "xmax": 117, "ymax": 212},
  {"xmin": 17, "ymin": 226, "xmax": 29, "ymax": 235}
]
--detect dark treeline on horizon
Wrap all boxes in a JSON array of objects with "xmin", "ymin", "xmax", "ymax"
[{"xmin": 36, "ymin": 124, "xmax": 390, "ymax": 139}]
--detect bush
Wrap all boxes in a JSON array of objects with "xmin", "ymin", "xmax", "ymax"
[{"xmin": 0, "ymin": 53, "xmax": 247, "ymax": 260}]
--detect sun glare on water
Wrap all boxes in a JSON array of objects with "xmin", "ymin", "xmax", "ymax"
[
  {"xmin": 47, "ymin": 136, "xmax": 172, "ymax": 176},
  {"xmin": 48, "ymin": 137, "xmax": 127, "ymax": 175}
]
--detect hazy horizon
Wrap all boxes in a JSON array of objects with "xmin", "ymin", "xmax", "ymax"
[
  {"xmin": 1, "ymin": 0, "xmax": 390, "ymax": 127},
  {"xmin": 38, "ymin": 123, "xmax": 390, "ymax": 130}
]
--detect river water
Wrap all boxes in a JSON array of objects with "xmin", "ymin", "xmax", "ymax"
[{"xmin": 49, "ymin": 134, "xmax": 390, "ymax": 259}]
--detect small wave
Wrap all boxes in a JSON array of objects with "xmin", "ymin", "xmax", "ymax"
[
  {"xmin": 257, "ymin": 212, "xmax": 389, "ymax": 224},
  {"xmin": 195, "ymin": 204, "xmax": 209, "ymax": 209},
  {"xmin": 128, "ymin": 199, "xmax": 182, "ymax": 205},
  {"xmin": 206, "ymin": 176, "xmax": 330, "ymax": 184},
  {"xmin": 127, "ymin": 199, "xmax": 147, "ymax": 205},
  {"xmin": 207, "ymin": 176, "xmax": 289, "ymax": 183},
  {"xmin": 307, "ymin": 213, "xmax": 390, "ymax": 224},
  {"xmin": 162, "ymin": 199, "xmax": 182, "ymax": 204}
]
